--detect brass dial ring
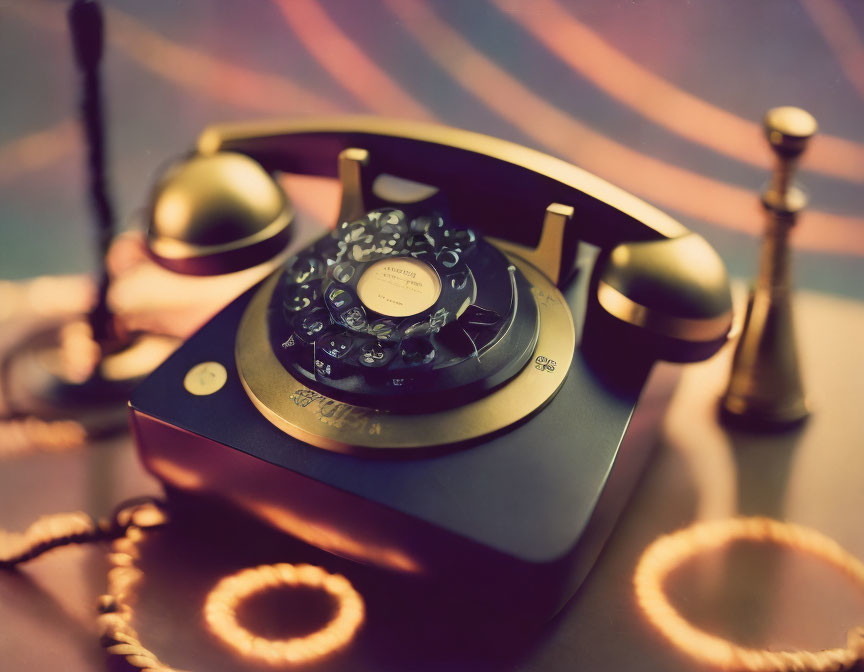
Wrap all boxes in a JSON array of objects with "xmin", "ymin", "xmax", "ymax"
[{"xmin": 236, "ymin": 253, "xmax": 575, "ymax": 453}]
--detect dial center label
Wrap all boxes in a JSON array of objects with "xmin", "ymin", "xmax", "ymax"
[{"xmin": 357, "ymin": 257, "xmax": 441, "ymax": 317}]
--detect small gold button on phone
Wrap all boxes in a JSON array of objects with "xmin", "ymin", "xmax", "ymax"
[{"xmin": 184, "ymin": 361, "xmax": 228, "ymax": 396}]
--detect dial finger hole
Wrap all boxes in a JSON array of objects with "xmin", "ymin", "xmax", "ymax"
[{"xmin": 331, "ymin": 262, "xmax": 355, "ymax": 284}]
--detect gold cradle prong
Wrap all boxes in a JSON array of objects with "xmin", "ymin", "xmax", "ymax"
[
  {"xmin": 337, "ymin": 147, "xmax": 370, "ymax": 224},
  {"xmin": 488, "ymin": 203, "xmax": 574, "ymax": 286}
]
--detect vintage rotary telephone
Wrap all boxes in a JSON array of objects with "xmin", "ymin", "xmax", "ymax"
[{"xmin": 131, "ymin": 117, "xmax": 733, "ymax": 623}]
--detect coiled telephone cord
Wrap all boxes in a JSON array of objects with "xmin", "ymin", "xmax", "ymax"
[
  {"xmin": 3, "ymin": 505, "xmax": 861, "ymax": 670},
  {"xmin": 0, "ymin": 498, "xmax": 363, "ymax": 670}
]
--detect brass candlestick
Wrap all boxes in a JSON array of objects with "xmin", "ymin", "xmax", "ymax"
[{"xmin": 720, "ymin": 106, "xmax": 817, "ymax": 428}]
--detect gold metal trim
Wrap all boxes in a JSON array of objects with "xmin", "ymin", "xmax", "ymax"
[
  {"xmin": 336, "ymin": 147, "xmax": 369, "ymax": 224},
  {"xmin": 235, "ymin": 255, "xmax": 574, "ymax": 453},
  {"xmin": 148, "ymin": 207, "xmax": 294, "ymax": 260},
  {"xmin": 720, "ymin": 106, "xmax": 815, "ymax": 427},
  {"xmin": 488, "ymin": 203, "xmax": 573, "ymax": 285},
  {"xmin": 184, "ymin": 361, "xmax": 228, "ymax": 396},
  {"xmin": 597, "ymin": 280, "xmax": 731, "ymax": 343}
]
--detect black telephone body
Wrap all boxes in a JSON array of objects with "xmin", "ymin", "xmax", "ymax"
[{"xmin": 130, "ymin": 117, "xmax": 732, "ymax": 623}]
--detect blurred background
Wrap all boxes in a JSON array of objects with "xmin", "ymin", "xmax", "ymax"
[{"xmin": 1, "ymin": 0, "xmax": 862, "ymax": 294}]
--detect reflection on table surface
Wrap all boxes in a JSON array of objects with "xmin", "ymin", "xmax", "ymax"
[{"xmin": 0, "ymin": 286, "xmax": 862, "ymax": 671}]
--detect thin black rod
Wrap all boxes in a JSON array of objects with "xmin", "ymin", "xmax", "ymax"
[{"xmin": 68, "ymin": 0, "xmax": 118, "ymax": 347}]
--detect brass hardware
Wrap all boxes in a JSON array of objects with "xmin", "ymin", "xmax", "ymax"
[
  {"xmin": 147, "ymin": 152, "xmax": 294, "ymax": 275},
  {"xmin": 596, "ymin": 280, "xmax": 732, "ymax": 343},
  {"xmin": 336, "ymin": 147, "xmax": 369, "ymax": 224},
  {"xmin": 720, "ymin": 107, "xmax": 817, "ymax": 427},
  {"xmin": 235, "ymin": 255, "xmax": 575, "ymax": 453},
  {"xmin": 183, "ymin": 361, "xmax": 228, "ymax": 396},
  {"xmin": 488, "ymin": 203, "xmax": 573, "ymax": 286},
  {"xmin": 593, "ymin": 233, "xmax": 733, "ymax": 358}
]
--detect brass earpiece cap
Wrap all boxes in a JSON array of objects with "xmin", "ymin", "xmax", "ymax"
[{"xmin": 147, "ymin": 152, "xmax": 293, "ymax": 275}]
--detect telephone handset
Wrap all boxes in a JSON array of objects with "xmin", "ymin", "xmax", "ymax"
[
  {"xmin": 150, "ymin": 116, "xmax": 732, "ymax": 356},
  {"xmin": 133, "ymin": 117, "xmax": 732, "ymax": 621}
]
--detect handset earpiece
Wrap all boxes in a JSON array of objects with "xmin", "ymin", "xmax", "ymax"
[
  {"xmin": 585, "ymin": 233, "xmax": 733, "ymax": 363},
  {"xmin": 146, "ymin": 151, "xmax": 294, "ymax": 275}
]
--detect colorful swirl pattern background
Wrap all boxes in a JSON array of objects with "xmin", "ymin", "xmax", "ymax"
[{"xmin": 0, "ymin": 0, "xmax": 862, "ymax": 297}]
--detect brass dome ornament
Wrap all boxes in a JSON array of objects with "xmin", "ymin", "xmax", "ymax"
[
  {"xmin": 720, "ymin": 106, "xmax": 817, "ymax": 428},
  {"xmin": 147, "ymin": 152, "xmax": 294, "ymax": 275}
]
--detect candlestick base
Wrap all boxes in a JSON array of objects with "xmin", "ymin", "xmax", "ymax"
[
  {"xmin": 719, "ymin": 290, "xmax": 809, "ymax": 430},
  {"xmin": 2, "ymin": 319, "xmax": 178, "ymax": 438}
]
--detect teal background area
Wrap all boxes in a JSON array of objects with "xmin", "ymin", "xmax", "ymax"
[{"xmin": 0, "ymin": 0, "xmax": 861, "ymax": 298}]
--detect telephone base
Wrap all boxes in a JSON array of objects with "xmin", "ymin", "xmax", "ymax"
[{"xmin": 129, "ymin": 254, "xmax": 677, "ymax": 623}]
